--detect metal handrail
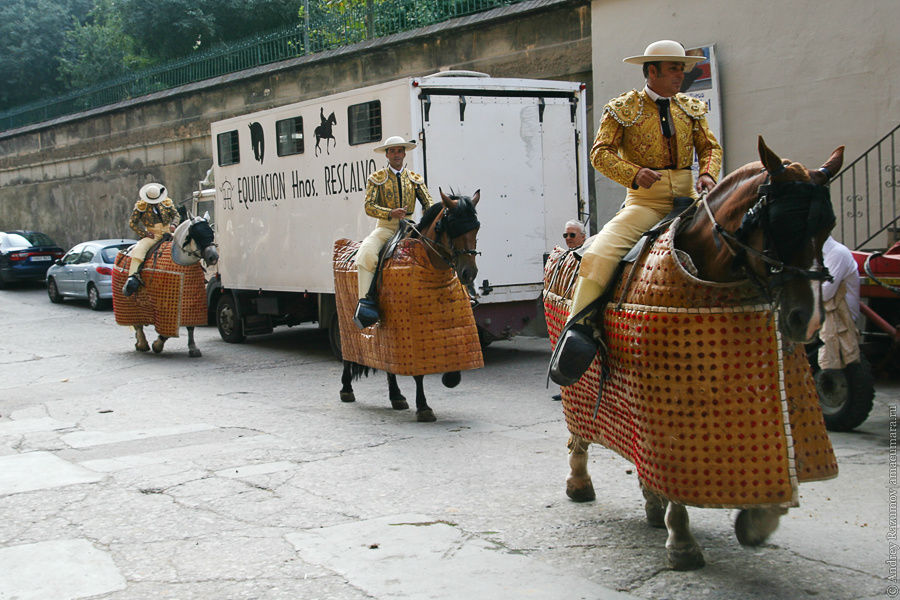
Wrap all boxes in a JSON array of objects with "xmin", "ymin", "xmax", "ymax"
[
  {"xmin": 831, "ymin": 122, "xmax": 900, "ymax": 251},
  {"xmin": 0, "ymin": 0, "xmax": 525, "ymax": 132}
]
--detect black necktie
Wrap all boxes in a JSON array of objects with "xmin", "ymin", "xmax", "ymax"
[
  {"xmin": 396, "ymin": 171, "xmax": 403, "ymax": 204},
  {"xmin": 656, "ymin": 98, "xmax": 674, "ymax": 138}
]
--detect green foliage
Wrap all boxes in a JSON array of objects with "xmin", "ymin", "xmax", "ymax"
[{"xmin": 0, "ymin": 0, "xmax": 92, "ymax": 110}]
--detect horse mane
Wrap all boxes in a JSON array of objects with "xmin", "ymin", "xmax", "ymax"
[
  {"xmin": 414, "ymin": 202, "xmax": 444, "ymax": 235},
  {"xmin": 696, "ymin": 162, "xmax": 768, "ymax": 231}
]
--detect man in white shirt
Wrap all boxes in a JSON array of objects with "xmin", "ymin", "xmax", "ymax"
[{"xmin": 818, "ymin": 236, "xmax": 861, "ymax": 369}]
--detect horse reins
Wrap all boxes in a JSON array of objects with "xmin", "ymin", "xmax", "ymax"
[
  {"xmin": 697, "ymin": 177, "xmax": 834, "ymax": 300},
  {"xmin": 405, "ymin": 205, "xmax": 481, "ymax": 269}
]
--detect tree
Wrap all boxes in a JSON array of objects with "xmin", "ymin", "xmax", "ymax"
[
  {"xmin": 57, "ymin": 0, "xmax": 151, "ymax": 90},
  {"xmin": 0, "ymin": 0, "xmax": 92, "ymax": 111}
]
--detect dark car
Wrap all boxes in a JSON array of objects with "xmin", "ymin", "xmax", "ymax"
[
  {"xmin": 46, "ymin": 239, "xmax": 137, "ymax": 310},
  {"xmin": 0, "ymin": 230, "xmax": 65, "ymax": 288}
]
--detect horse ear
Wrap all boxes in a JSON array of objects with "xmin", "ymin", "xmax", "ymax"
[
  {"xmin": 811, "ymin": 146, "xmax": 845, "ymax": 185},
  {"xmin": 758, "ymin": 136, "xmax": 787, "ymax": 178},
  {"xmin": 186, "ymin": 208, "xmax": 194, "ymax": 220},
  {"xmin": 470, "ymin": 189, "xmax": 480, "ymax": 206},
  {"xmin": 440, "ymin": 187, "xmax": 455, "ymax": 208},
  {"xmin": 202, "ymin": 211, "xmax": 211, "ymax": 221}
]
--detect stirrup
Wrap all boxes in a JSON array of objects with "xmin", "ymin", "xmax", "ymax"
[
  {"xmin": 353, "ymin": 298, "xmax": 380, "ymax": 329},
  {"xmin": 549, "ymin": 323, "xmax": 597, "ymax": 386},
  {"xmin": 122, "ymin": 274, "xmax": 143, "ymax": 297}
]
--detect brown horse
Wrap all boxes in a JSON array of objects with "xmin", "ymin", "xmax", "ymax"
[
  {"xmin": 550, "ymin": 138, "xmax": 844, "ymax": 570},
  {"xmin": 335, "ymin": 189, "xmax": 482, "ymax": 422}
]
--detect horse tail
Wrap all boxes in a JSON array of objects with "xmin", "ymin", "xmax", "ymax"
[{"xmin": 347, "ymin": 361, "xmax": 376, "ymax": 382}]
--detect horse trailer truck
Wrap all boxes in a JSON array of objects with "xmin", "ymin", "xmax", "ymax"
[{"xmin": 204, "ymin": 71, "xmax": 589, "ymax": 356}]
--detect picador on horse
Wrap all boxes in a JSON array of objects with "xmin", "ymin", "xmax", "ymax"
[
  {"xmin": 122, "ymin": 182, "xmax": 180, "ymax": 297},
  {"xmin": 544, "ymin": 39, "xmax": 841, "ymax": 570}
]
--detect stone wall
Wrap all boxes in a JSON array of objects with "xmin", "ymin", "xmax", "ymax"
[{"xmin": 0, "ymin": 0, "xmax": 591, "ymax": 248}]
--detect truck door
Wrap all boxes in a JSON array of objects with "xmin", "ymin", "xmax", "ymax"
[{"xmin": 419, "ymin": 90, "xmax": 580, "ymax": 301}]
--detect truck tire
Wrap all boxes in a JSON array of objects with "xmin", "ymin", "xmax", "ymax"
[
  {"xmin": 328, "ymin": 311, "xmax": 342, "ymax": 361},
  {"xmin": 814, "ymin": 355, "xmax": 875, "ymax": 432},
  {"xmin": 216, "ymin": 294, "xmax": 246, "ymax": 343}
]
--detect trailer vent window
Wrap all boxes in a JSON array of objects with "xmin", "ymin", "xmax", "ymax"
[
  {"xmin": 348, "ymin": 100, "xmax": 382, "ymax": 146},
  {"xmin": 217, "ymin": 130, "xmax": 240, "ymax": 166},
  {"xmin": 276, "ymin": 117, "xmax": 304, "ymax": 156}
]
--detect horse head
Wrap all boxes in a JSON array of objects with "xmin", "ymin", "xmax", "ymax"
[
  {"xmin": 172, "ymin": 212, "xmax": 219, "ymax": 267},
  {"xmin": 433, "ymin": 188, "xmax": 481, "ymax": 286},
  {"xmin": 680, "ymin": 137, "xmax": 843, "ymax": 343}
]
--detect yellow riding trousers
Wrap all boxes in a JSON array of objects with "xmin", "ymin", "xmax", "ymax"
[
  {"xmin": 127, "ymin": 224, "xmax": 168, "ymax": 277},
  {"xmin": 357, "ymin": 219, "xmax": 400, "ymax": 298},
  {"xmin": 570, "ymin": 169, "xmax": 697, "ymax": 318}
]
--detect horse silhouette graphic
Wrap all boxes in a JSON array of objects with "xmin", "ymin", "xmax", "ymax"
[
  {"xmin": 249, "ymin": 122, "xmax": 264, "ymax": 163},
  {"xmin": 315, "ymin": 108, "xmax": 337, "ymax": 156}
]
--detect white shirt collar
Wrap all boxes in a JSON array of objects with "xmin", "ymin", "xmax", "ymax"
[
  {"xmin": 390, "ymin": 166, "xmax": 405, "ymax": 176},
  {"xmin": 643, "ymin": 85, "xmax": 670, "ymax": 101}
]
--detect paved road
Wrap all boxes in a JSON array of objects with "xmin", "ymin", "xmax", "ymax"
[{"xmin": 0, "ymin": 283, "xmax": 894, "ymax": 599}]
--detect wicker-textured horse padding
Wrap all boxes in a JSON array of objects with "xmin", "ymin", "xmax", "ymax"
[
  {"xmin": 543, "ymin": 223, "xmax": 837, "ymax": 509},
  {"xmin": 112, "ymin": 242, "xmax": 208, "ymax": 338},
  {"xmin": 333, "ymin": 238, "xmax": 483, "ymax": 376}
]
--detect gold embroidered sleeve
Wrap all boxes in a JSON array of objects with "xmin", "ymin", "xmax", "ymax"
[
  {"xmin": 590, "ymin": 111, "xmax": 642, "ymax": 189},
  {"xmin": 160, "ymin": 202, "xmax": 180, "ymax": 226},
  {"xmin": 692, "ymin": 116, "xmax": 723, "ymax": 182},
  {"xmin": 364, "ymin": 181, "xmax": 391, "ymax": 220},
  {"xmin": 415, "ymin": 182, "xmax": 434, "ymax": 211},
  {"xmin": 128, "ymin": 205, "xmax": 148, "ymax": 237}
]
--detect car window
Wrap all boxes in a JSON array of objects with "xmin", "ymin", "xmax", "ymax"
[
  {"xmin": 77, "ymin": 248, "xmax": 96, "ymax": 264},
  {"xmin": 20, "ymin": 232, "xmax": 56, "ymax": 246},
  {"xmin": 62, "ymin": 249, "xmax": 82, "ymax": 265},
  {"xmin": 101, "ymin": 244, "xmax": 132, "ymax": 263}
]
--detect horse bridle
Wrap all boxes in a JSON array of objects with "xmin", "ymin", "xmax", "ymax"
[
  {"xmin": 409, "ymin": 205, "xmax": 481, "ymax": 269},
  {"xmin": 699, "ymin": 176, "xmax": 835, "ymax": 300}
]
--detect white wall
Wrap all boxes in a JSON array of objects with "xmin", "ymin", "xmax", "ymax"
[{"xmin": 590, "ymin": 0, "xmax": 900, "ymax": 228}]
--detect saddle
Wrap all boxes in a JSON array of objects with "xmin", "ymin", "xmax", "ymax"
[
  {"xmin": 365, "ymin": 219, "xmax": 415, "ymax": 302},
  {"xmin": 130, "ymin": 233, "xmax": 173, "ymax": 277}
]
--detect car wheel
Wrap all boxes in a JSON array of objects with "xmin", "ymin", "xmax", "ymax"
[
  {"xmin": 87, "ymin": 283, "xmax": 105, "ymax": 311},
  {"xmin": 216, "ymin": 294, "xmax": 245, "ymax": 343},
  {"xmin": 47, "ymin": 278, "xmax": 63, "ymax": 303}
]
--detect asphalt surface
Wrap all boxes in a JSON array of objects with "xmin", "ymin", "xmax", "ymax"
[{"xmin": 0, "ymin": 282, "xmax": 894, "ymax": 599}]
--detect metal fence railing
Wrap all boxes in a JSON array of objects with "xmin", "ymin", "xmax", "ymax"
[
  {"xmin": 0, "ymin": 0, "xmax": 528, "ymax": 132},
  {"xmin": 832, "ymin": 123, "xmax": 900, "ymax": 251}
]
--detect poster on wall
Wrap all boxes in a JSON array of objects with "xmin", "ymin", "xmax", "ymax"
[{"xmin": 681, "ymin": 44, "xmax": 722, "ymax": 169}]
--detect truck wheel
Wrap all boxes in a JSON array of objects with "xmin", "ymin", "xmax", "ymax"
[
  {"xmin": 328, "ymin": 311, "xmax": 342, "ymax": 361},
  {"xmin": 815, "ymin": 355, "xmax": 875, "ymax": 432},
  {"xmin": 216, "ymin": 294, "xmax": 245, "ymax": 343}
]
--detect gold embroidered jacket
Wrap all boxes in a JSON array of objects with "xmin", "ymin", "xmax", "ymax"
[
  {"xmin": 128, "ymin": 198, "xmax": 180, "ymax": 237},
  {"xmin": 364, "ymin": 168, "xmax": 433, "ymax": 222},
  {"xmin": 590, "ymin": 89, "xmax": 723, "ymax": 189}
]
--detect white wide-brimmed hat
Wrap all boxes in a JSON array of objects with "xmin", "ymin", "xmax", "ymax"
[
  {"xmin": 139, "ymin": 182, "xmax": 168, "ymax": 204},
  {"xmin": 623, "ymin": 40, "xmax": 704, "ymax": 66},
  {"xmin": 373, "ymin": 136, "xmax": 417, "ymax": 153}
]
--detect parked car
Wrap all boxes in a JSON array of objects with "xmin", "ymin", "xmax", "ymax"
[
  {"xmin": 46, "ymin": 239, "xmax": 137, "ymax": 310},
  {"xmin": 0, "ymin": 230, "xmax": 65, "ymax": 288}
]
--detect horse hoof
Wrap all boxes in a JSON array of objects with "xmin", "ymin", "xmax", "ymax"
[
  {"xmin": 667, "ymin": 545, "xmax": 705, "ymax": 571},
  {"xmin": 340, "ymin": 391, "xmax": 356, "ymax": 403},
  {"xmin": 565, "ymin": 477, "xmax": 596, "ymax": 502},
  {"xmin": 441, "ymin": 371, "xmax": 461, "ymax": 388},
  {"xmin": 135, "ymin": 342, "xmax": 150, "ymax": 352},
  {"xmin": 189, "ymin": 349, "xmax": 202, "ymax": 358},
  {"xmin": 390, "ymin": 394, "xmax": 409, "ymax": 410},
  {"xmin": 735, "ymin": 508, "xmax": 784, "ymax": 546},
  {"xmin": 152, "ymin": 340, "xmax": 165, "ymax": 354},
  {"xmin": 416, "ymin": 409, "xmax": 436, "ymax": 422}
]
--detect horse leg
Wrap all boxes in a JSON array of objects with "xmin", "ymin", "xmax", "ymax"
[
  {"xmin": 640, "ymin": 481, "xmax": 667, "ymax": 528},
  {"xmin": 414, "ymin": 375, "xmax": 435, "ymax": 422},
  {"xmin": 152, "ymin": 335, "xmax": 167, "ymax": 354},
  {"xmin": 387, "ymin": 373, "xmax": 409, "ymax": 410},
  {"xmin": 734, "ymin": 506, "xmax": 788, "ymax": 546},
  {"xmin": 665, "ymin": 502, "xmax": 705, "ymax": 570},
  {"xmin": 134, "ymin": 326, "xmax": 150, "ymax": 352},
  {"xmin": 340, "ymin": 361, "xmax": 355, "ymax": 403},
  {"xmin": 566, "ymin": 434, "xmax": 596, "ymax": 502},
  {"xmin": 186, "ymin": 326, "xmax": 201, "ymax": 358}
]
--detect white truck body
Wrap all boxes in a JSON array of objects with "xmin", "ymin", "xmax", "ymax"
[{"xmin": 206, "ymin": 72, "xmax": 588, "ymax": 347}]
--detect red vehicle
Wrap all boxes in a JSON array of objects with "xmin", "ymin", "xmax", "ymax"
[{"xmin": 854, "ymin": 240, "xmax": 900, "ymax": 363}]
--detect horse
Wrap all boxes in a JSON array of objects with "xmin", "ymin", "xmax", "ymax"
[
  {"xmin": 112, "ymin": 213, "xmax": 218, "ymax": 357},
  {"xmin": 544, "ymin": 137, "xmax": 844, "ymax": 570},
  {"xmin": 333, "ymin": 189, "xmax": 482, "ymax": 422},
  {"xmin": 314, "ymin": 108, "xmax": 337, "ymax": 156}
]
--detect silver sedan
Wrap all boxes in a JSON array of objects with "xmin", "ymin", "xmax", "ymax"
[{"xmin": 46, "ymin": 239, "xmax": 137, "ymax": 310}]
